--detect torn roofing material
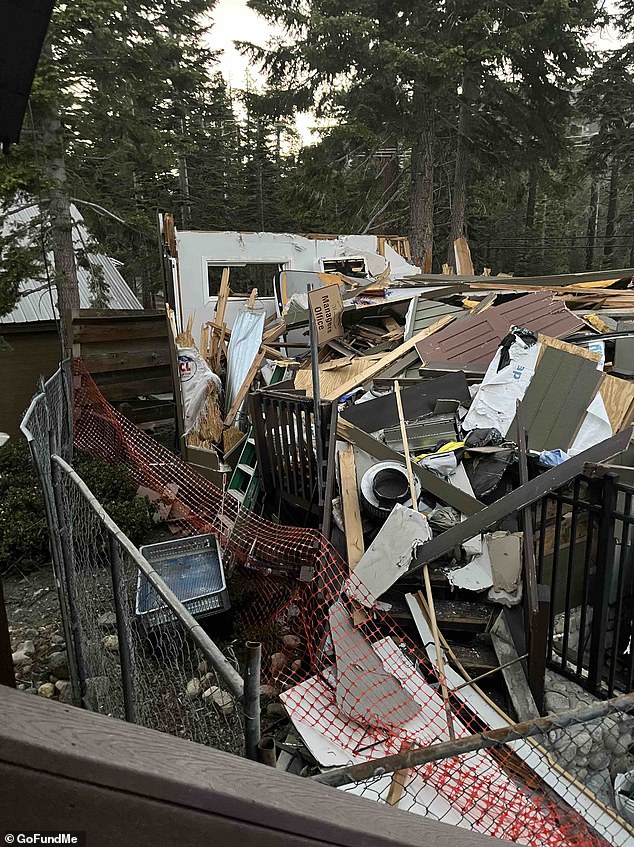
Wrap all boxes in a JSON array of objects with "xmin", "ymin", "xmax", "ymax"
[{"xmin": 415, "ymin": 292, "xmax": 584, "ymax": 367}]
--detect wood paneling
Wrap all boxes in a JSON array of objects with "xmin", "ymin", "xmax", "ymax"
[{"xmin": 72, "ymin": 310, "xmax": 174, "ymax": 426}]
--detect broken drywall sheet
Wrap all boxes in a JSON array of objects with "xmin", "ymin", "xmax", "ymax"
[
  {"xmin": 488, "ymin": 531, "xmax": 523, "ymax": 593},
  {"xmin": 446, "ymin": 539, "xmax": 493, "ymax": 591},
  {"xmin": 345, "ymin": 505, "xmax": 432, "ymax": 607},
  {"xmin": 462, "ymin": 337, "xmax": 540, "ymax": 436},
  {"xmin": 404, "ymin": 594, "xmax": 633, "ymax": 847},
  {"xmin": 287, "ymin": 634, "xmax": 588, "ymax": 842},
  {"xmin": 329, "ymin": 601, "xmax": 420, "ymax": 730}
]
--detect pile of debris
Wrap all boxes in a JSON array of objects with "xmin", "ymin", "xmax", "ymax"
[{"xmin": 77, "ymin": 254, "xmax": 634, "ymax": 845}]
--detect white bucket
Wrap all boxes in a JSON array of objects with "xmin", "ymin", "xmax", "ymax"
[{"xmin": 614, "ymin": 770, "xmax": 634, "ymax": 824}]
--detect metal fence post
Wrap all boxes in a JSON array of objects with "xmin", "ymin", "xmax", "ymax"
[
  {"xmin": 587, "ymin": 471, "xmax": 619, "ymax": 694},
  {"xmin": 107, "ymin": 533, "xmax": 137, "ymax": 724},
  {"xmin": 244, "ymin": 641, "xmax": 261, "ymax": 761},
  {"xmin": 50, "ymin": 455, "xmax": 88, "ymax": 705}
]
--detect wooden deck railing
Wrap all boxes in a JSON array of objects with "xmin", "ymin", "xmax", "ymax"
[{"xmin": 0, "ymin": 685, "xmax": 507, "ymax": 846}]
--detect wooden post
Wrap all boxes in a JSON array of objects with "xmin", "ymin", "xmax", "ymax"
[{"xmin": 394, "ymin": 381, "xmax": 455, "ymax": 742}]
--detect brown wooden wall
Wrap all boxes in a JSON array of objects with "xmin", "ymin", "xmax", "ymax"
[
  {"xmin": 0, "ymin": 321, "xmax": 60, "ymax": 438},
  {"xmin": 72, "ymin": 309, "xmax": 175, "ymax": 428},
  {"xmin": 0, "ymin": 685, "xmax": 507, "ymax": 846}
]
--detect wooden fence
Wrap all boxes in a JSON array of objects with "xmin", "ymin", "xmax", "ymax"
[{"xmin": 72, "ymin": 309, "xmax": 174, "ymax": 429}]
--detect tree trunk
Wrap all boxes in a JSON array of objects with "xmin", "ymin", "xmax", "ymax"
[
  {"xmin": 586, "ymin": 178, "xmax": 600, "ymax": 271},
  {"xmin": 178, "ymin": 154, "xmax": 192, "ymax": 230},
  {"xmin": 409, "ymin": 92, "xmax": 435, "ymax": 273},
  {"xmin": 603, "ymin": 158, "xmax": 619, "ymax": 263},
  {"xmin": 40, "ymin": 100, "xmax": 80, "ymax": 354},
  {"xmin": 446, "ymin": 64, "xmax": 480, "ymax": 269},
  {"xmin": 525, "ymin": 165, "xmax": 538, "ymax": 231}
]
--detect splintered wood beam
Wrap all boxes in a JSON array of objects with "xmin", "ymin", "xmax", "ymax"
[
  {"xmin": 223, "ymin": 351, "xmax": 265, "ymax": 427},
  {"xmin": 322, "ymin": 314, "xmax": 455, "ymax": 401},
  {"xmin": 247, "ymin": 287, "xmax": 258, "ymax": 308},
  {"xmin": 338, "ymin": 444, "xmax": 364, "ymax": 571},
  {"xmin": 211, "ymin": 267, "xmax": 231, "ymax": 371}
]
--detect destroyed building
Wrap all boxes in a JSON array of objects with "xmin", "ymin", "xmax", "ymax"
[{"xmin": 7, "ymin": 222, "xmax": 634, "ymax": 845}]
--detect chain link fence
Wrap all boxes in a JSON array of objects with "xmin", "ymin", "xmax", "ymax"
[
  {"xmin": 313, "ymin": 692, "xmax": 634, "ymax": 846},
  {"xmin": 21, "ymin": 365, "xmax": 248, "ymax": 756}
]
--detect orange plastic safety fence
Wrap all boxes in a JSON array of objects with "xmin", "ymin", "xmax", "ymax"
[{"xmin": 73, "ymin": 360, "xmax": 613, "ymax": 847}]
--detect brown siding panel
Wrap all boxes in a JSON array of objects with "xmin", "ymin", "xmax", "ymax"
[{"xmin": 416, "ymin": 293, "xmax": 584, "ymax": 366}]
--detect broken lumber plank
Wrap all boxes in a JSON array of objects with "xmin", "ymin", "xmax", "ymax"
[
  {"xmin": 406, "ymin": 426, "xmax": 633, "ymax": 576},
  {"xmin": 337, "ymin": 418, "xmax": 485, "ymax": 515},
  {"xmin": 224, "ymin": 350, "xmax": 265, "ymax": 427},
  {"xmin": 247, "ymin": 287, "xmax": 258, "ymax": 308},
  {"xmin": 322, "ymin": 314, "xmax": 455, "ymax": 401},
  {"xmin": 338, "ymin": 444, "xmax": 364, "ymax": 570},
  {"xmin": 490, "ymin": 612, "xmax": 539, "ymax": 722},
  {"xmin": 454, "ymin": 236, "xmax": 474, "ymax": 276},
  {"xmin": 211, "ymin": 267, "xmax": 231, "ymax": 370}
]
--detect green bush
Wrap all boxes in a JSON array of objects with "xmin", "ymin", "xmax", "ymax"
[{"xmin": 0, "ymin": 439, "xmax": 152, "ymax": 574}]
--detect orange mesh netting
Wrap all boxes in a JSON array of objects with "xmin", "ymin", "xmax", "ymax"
[{"xmin": 73, "ymin": 360, "xmax": 614, "ymax": 846}]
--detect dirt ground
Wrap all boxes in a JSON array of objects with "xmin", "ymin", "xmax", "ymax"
[{"xmin": 3, "ymin": 564, "xmax": 65, "ymax": 688}]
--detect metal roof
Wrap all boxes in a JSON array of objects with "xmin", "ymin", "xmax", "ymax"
[
  {"xmin": 1, "ymin": 201, "xmax": 142, "ymax": 324},
  {"xmin": 416, "ymin": 292, "xmax": 585, "ymax": 366}
]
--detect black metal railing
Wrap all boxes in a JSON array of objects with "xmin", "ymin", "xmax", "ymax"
[{"xmin": 534, "ymin": 471, "xmax": 634, "ymax": 697}]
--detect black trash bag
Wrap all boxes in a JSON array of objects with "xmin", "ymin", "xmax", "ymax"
[
  {"xmin": 497, "ymin": 327, "xmax": 538, "ymax": 371},
  {"xmin": 464, "ymin": 428, "xmax": 504, "ymax": 448},
  {"xmin": 466, "ymin": 448, "xmax": 516, "ymax": 499}
]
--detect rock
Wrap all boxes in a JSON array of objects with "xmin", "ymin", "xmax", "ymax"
[
  {"xmin": 197, "ymin": 660, "xmax": 208, "ymax": 675},
  {"xmin": 270, "ymin": 652, "xmax": 287, "ymax": 676},
  {"xmin": 98, "ymin": 612, "xmax": 117, "ymax": 629},
  {"xmin": 12, "ymin": 650, "xmax": 29, "ymax": 666},
  {"xmin": 55, "ymin": 680, "xmax": 73, "ymax": 705},
  {"xmin": 24, "ymin": 687, "xmax": 37, "ymax": 695},
  {"xmin": 49, "ymin": 675, "xmax": 58, "ymax": 685},
  {"xmin": 282, "ymin": 634, "xmax": 300, "ymax": 650},
  {"xmin": 48, "ymin": 651, "xmax": 70, "ymax": 680},
  {"xmin": 266, "ymin": 702, "xmax": 287, "ymax": 720},
  {"xmin": 186, "ymin": 678, "xmax": 202, "ymax": 698},
  {"xmin": 37, "ymin": 683, "xmax": 56, "ymax": 699},
  {"xmin": 50, "ymin": 635, "xmax": 65, "ymax": 648},
  {"xmin": 588, "ymin": 751, "xmax": 610, "ymax": 771},
  {"xmin": 260, "ymin": 684, "xmax": 278, "ymax": 699},
  {"xmin": 544, "ymin": 691, "xmax": 569, "ymax": 714},
  {"xmin": 205, "ymin": 686, "xmax": 234, "ymax": 716},
  {"xmin": 200, "ymin": 672, "xmax": 215, "ymax": 691},
  {"xmin": 17, "ymin": 640, "xmax": 35, "ymax": 656},
  {"xmin": 102, "ymin": 635, "xmax": 119, "ymax": 653},
  {"xmin": 574, "ymin": 730, "xmax": 594, "ymax": 757},
  {"xmin": 602, "ymin": 723, "xmax": 621, "ymax": 752}
]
